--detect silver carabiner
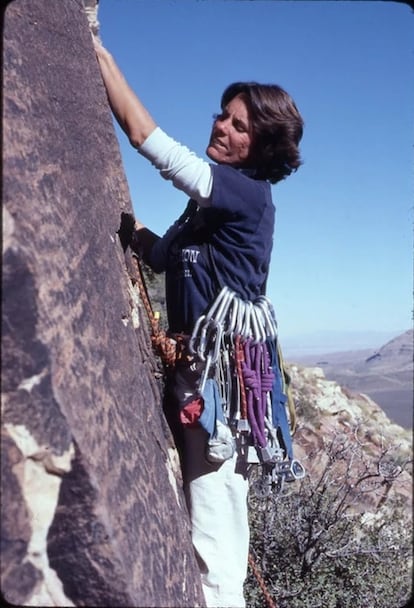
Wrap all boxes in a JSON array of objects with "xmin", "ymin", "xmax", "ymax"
[
  {"xmin": 205, "ymin": 286, "xmax": 231, "ymax": 322},
  {"xmin": 234, "ymin": 299, "xmax": 246, "ymax": 336},
  {"xmin": 197, "ymin": 318, "xmax": 211, "ymax": 361},
  {"xmin": 213, "ymin": 288, "xmax": 234, "ymax": 327},
  {"xmin": 241, "ymin": 301, "xmax": 253, "ymax": 339},
  {"xmin": 255, "ymin": 299, "xmax": 277, "ymax": 340},
  {"xmin": 189, "ymin": 314, "xmax": 206, "ymax": 354},
  {"xmin": 253, "ymin": 305, "xmax": 268, "ymax": 343},
  {"xmin": 225, "ymin": 296, "xmax": 239, "ymax": 335},
  {"xmin": 250, "ymin": 304, "xmax": 266, "ymax": 344},
  {"xmin": 210, "ymin": 320, "xmax": 224, "ymax": 364},
  {"xmin": 198, "ymin": 353, "xmax": 212, "ymax": 395}
]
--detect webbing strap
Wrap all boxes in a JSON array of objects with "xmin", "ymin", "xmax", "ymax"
[
  {"xmin": 278, "ymin": 342, "xmax": 297, "ymax": 433},
  {"xmin": 268, "ymin": 339, "xmax": 294, "ymax": 460}
]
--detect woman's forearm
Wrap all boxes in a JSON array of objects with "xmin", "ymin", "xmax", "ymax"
[{"xmin": 93, "ymin": 39, "xmax": 156, "ymax": 147}]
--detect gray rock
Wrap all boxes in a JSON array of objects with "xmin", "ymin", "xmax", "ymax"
[{"xmin": 2, "ymin": 0, "xmax": 204, "ymax": 606}]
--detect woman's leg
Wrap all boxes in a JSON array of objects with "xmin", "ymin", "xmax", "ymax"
[{"xmin": 183, "ymin": 427, "xmax": 249, "ymax": 608}]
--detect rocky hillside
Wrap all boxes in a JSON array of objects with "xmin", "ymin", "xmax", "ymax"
[
  {"xmin": 362, "ymin": 328, "xmax": 413, "ymax": 371},
  {"xmin": 289, "ymin": 363, "xmax": 412, "ymax": 515},
  {"xmin": 293, "ymin": 329, "xmax": 413, "ymax": 429},
  {"xmin": 246, "ymin": 364, "xmax": 412, "ymax": 608}
]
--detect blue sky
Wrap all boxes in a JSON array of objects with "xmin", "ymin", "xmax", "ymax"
[{"xmin": 98, "ymin": 0, "xmax": 413, "ymax": 353}]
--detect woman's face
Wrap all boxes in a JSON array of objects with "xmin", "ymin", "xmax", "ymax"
[{"xmin": 206, "ymin": 94, "xmax": 254, "ymax": 166}]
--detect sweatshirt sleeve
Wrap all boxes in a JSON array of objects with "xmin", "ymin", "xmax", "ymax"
[{"xmin": 138, "ymin": 127, "xmax": 213, "ymax": 206}]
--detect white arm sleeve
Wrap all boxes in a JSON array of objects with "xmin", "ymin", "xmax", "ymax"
[{"xmin": 138, "ymin": 127, "xmax": 213, "ymax": 206}]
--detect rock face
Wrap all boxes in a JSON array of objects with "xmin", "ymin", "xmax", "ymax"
[{"xmin": 2, "ymin": 1, "xmax": 204, "ymax": 606}]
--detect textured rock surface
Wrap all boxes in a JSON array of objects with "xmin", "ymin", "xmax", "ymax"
[
  {"xmin": 289, "ymin": 364, "xmax": 412, "ymax": 514},
  {"xmin": 2, "ymin": 1, "xmax": 204, "ymax": 606}
]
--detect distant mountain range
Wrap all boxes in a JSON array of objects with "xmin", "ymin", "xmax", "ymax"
[
  {"xmin": 282, "ymin": 329, "xmax": 406, "ymax": 357},
  {"xmin": 291, "ymin": 329, "xmax": 413, "ymax": 429}
]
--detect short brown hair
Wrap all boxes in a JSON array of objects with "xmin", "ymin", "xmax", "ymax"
[{"xmin": 221, "ymin": 82, "xmax": 304, "ymax": 184}]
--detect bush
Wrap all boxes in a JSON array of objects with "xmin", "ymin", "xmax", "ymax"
[{"xmin": 245, "ymin": 431, "xmax": 412, "ymax": 608}]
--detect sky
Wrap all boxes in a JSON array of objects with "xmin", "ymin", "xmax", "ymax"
[{"xmin": 97, "ymin": 0, "xmax": 413, "ymax": 354}]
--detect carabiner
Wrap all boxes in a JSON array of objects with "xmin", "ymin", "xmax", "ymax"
[
  {"xmin": 210, "ymin": 320, "xmax": 224, "ymax": 364},
  {"xmin": 250, "ymin": 304, "xmax": 266, "ymax": 344},
  {"xmin": 213, "ymin": 288, "xmax": 234, "ymax": 327},
  {"xmin": 225, "ymin": 296, "xmax": 239, "ymax": 335},
  {"xmin": 241, "ymin": 301, "xmax": 253, "ymax": 339},
  {"xmin": 204, "ymin": 286, "xmax": 231, "ymax": 322},
  {"xmin": 189, "ymin": 314, "xmax": 206, "ymax": 354},
  {"xmin": 234, "ymin": 299, "xmax": 246, "ymax": 336},
  {"xmin": 197, "ymin": 319, "xmax": 211, "ymax": 360},
  {"xmin": 255, "ymin": 299, "xmax": 277, "ymax": 340}
]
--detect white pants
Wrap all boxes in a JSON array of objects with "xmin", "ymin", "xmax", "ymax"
[{"xmin": 183, "ymin": 428, "xmax": 249, "ymax": 608}]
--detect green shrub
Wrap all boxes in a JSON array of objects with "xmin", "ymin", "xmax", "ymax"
[{"xmin": 245, "ymin": 434, "xmax": 412, "ymax": 608}]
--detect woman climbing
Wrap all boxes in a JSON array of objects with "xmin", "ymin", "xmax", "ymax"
[{"xmin": 93, "ymin": 37, "xmax": 303, "ymax": 608}]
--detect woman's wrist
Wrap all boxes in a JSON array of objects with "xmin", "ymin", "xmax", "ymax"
[
  {"xmin": 134, "ymin": 220, "xmax": 146, "ymax": 231},
  {"xmin": 93, "ymin": 39, "xmax": 156, "ymax": 147}
]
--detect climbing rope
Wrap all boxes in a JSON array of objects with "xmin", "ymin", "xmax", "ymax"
[
  {"xmin": 130, "ymin": 253, "xmax": 176, "ymax": 368},
  {"xmin": 242, "ymin": 339, "xmax": 275, "ymax": 448},
  {"xmin": 248, "ymin": 553, "xmax": 278, "ymax": 608}
]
